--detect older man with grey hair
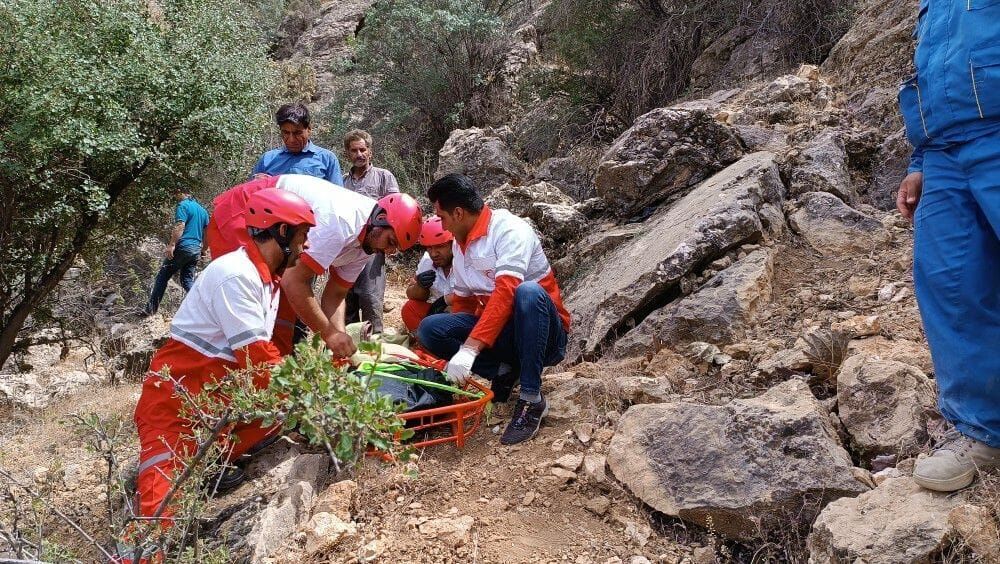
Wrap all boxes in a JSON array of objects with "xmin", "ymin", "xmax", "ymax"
[{"xmin": 341, "ymin": 129, "xmax": 401, "ymax": 333}]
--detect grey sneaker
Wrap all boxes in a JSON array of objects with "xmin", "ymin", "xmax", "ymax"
[{"xmin": 913, "ymin": 428, "xmax": 1000, "ymax": 492}]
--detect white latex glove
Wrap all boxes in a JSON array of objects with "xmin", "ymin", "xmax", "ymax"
[{"xmin": 445, "ymin": 345, "xmax": 478, "ymax": 387}]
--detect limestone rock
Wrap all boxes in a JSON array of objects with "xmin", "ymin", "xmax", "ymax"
[
  {"xmin": 870, "ymin": 128, "xmax": 913, "ymax": 211},
  {"xmin": 248, "ymin": 454, "xmax": 330, "ymax": 562},
  {"xmin": 848, "ymin": 337, "xmax": 933, "ymax": 375},
  {"xmin": 484, "ymin": 181, "xmax": 574, "ymax": 216},
  {"xmin": 565, "ymin": 152, "xmax": 785, "ymax": 361},
  {"xmin": 788, "ymin": 131, "xmax": 857, "ymax": 203},
  {"xmin": 554, "ymin": 454, "xmax": 584, "ymax": 471},
  {"xmin": 546, "ymin": 378, "xmax": 607, "ymax": 422},
  {"xmin": 528, "ymin": 203, "xmax": 587, "ymax": 258},
  {"xmin": 535, "ymin": 156, "xmax": 595, "ymax": 201},
  {"xmin": 612, "ymin": 248, "xmax": 774, "ymax": 355},
  {"xmin": 948, "ymin": 504, "xmax": 1000, "ymax": 561},
  {"xmin": 435, "ymin": 127, "xmax": 528, "ymax": 194},
  {"xmin": 582, "ymin": 455, "xmax": 608, "ymax": 484},
  {"xmin": 303, "ymin": 512, "xmax": 357, "ymax": 556},
  {"xmin": 808, "ymin": 477, "xmax": 962, "ymax": 564},
  {"xmin": 831, "ymin": 315, "xmax": 881, "ymax": 338},
  {"xmin": 313, "ymin": 479, "xmax": 356, "ymax": 521},
  {"xmin": 609, "ymin": 380, "xmax": 868, "ymax": 539},
  {"xmin": 836, "ymin": 355, "xmax": 937, "ymax": 463},
  {"xmin": 418, "ymin": 516, "xmax": 475, "ymax": 547},
  {"xmin": 821, "ymin": 0, "xmax": 916, "ymax": 129},
  {"xmin": 733, "ymin": 125, "xmax": 790, "ymax": 153},
  {"xmin": 788, "ymin": 191, "xmax": 890, "ymax": 255},
  {"xmin": 594, "ymin": 107, "xmax": 743, "ymax": 218}
]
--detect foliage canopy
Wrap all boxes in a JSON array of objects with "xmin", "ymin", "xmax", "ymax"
[{"xmin": 0, "ymin": 0, "xmax": 275, "ymax": 367}]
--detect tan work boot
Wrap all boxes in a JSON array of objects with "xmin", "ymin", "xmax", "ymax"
[{"xmin": 913, "ymin": 429, "xmax": 1000, "ymax": 492}]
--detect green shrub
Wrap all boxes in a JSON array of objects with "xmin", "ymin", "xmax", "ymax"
[{"xmin": 0, "ymin": 0, "xmax": 275, "ymax": 368}]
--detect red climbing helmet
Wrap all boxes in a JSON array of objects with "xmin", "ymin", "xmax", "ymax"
[
  {"xmin": 374, "ymin": 193, "xmax": 422, "ymax": 251},
  {"xmin": 245, "ymin": 188, "xmax": 316, "ymax": 229},
  {"xmin": 418, "ymin": 215, "xmax": 454, "ymax": 246}
]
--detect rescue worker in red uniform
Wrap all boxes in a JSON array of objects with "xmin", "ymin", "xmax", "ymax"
[
  {"xmin": 401, "ymin": 216, "xmax": 455, "ymax": 333},
  {"xmin": 133, "ymin": 189, "xmax": 315, "ymax": 527},
  {"xmin": 205, "ymin": 174, "xmax": 422, "ymax": 358}
]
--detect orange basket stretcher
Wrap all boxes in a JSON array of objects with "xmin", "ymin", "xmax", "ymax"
[
  {"xmin": 395, "ymin": 348, "xmax": 494, "ymax": 449},
  {"xmin": 399, "ymin": 378, "xmax": 493, "ymax": 449}
]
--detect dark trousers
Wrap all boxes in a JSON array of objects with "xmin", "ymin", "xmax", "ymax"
[
  {"xmin": 416, "ymin": 282, "xmax": 567, "ymax": 398},
  {"xmin": 345, "ymin": 253, "xmax": 387, "ymax": 333},
  {"xmin": 145, "ymin": 246, "xmax": 199, "ymax": 315}
]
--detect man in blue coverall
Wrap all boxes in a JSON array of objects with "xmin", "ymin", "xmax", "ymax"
[
  {"xmin": 251, "ymin": 103, "xmax": 342, "ymax": 184},
  {"xmin": 898, "ymin": 0, "xmax": 1000, "ymax": 492},
  {"xmin": 143, "ymin": 189, "xmax": 209, "ymax": 316}
]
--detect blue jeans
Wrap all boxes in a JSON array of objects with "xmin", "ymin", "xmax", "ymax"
[
  {"xmin": 145, "ymin": 246, "xmax": 200, "ymax": 314},
  {"xmin": 417, "ymin": 282, "xmax": 567, "ymax": 397},
  {"xmin": 914, "ymin": 128, "xmax": 1000, "ymax": 448}
]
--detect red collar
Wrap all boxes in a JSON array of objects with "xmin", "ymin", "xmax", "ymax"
[
  {"xmin": 244, "ymin": 241, "xmax": 278, "ymax": 286},
  {"xmin": 458, "ymin": 205, "xmax": 492, "ymax": 253}
]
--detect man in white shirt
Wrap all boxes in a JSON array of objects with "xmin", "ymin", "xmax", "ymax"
[
  {"xmin": 133, "ymin": 189, "xmax": 315, "ymax": 527},
  {"xmin": 402, "ymin": 216, "xmax": 454, "ymax": 333},
  {"xmin": 205, "ymin": 174, "xmax": 423, "ymax": 358}
]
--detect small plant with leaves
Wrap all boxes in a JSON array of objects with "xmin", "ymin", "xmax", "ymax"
[{"xmin": 803, "ymin": 329, "xmax": 852, "ymax": 384}]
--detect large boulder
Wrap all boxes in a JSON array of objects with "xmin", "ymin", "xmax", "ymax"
[
  {"xmin": 594, "ymin": 107, "xmax": 743, "ymax": 218},
  {"xmin": 808, "ymin": 477, "xmax": 962, "ymax": 564},
  {"xmin": 612, "ymin": 248, "xmax": 774, "ymax": 356},
  {"xmin": 788, "ymin": 131, "xmax": 856, "ymax": 203},
  {"xmin": 484, "ymin": 181, "xmax": 574, "ymax": 217},
  {"xmin": 608, "ymin": 380, "xmax": 868, "ymax": 540},
  {"xmin": 564, "ymin": 152, "xmax": 785, "ymax": 361},
  {"xmin": 528, "ymin": 203, "xmax": 587, "ymax": 259},
  {"xmin": 247, "ymin": 453, "xmax": 330, "ymax": 561},
  {"xmin": 535, "ymin": 155, "xmax": 595, "ymax": 201},
  {"xmin": 788, "ymin": 191, "xmax": 890, "ymax": 255},
  {"xmin": 836, "ymin": 355, "xmax": 937, "ymax": 464},
  {"xmin": 434, "ymin": 127, "xmax": 528, "ymax": 194}
]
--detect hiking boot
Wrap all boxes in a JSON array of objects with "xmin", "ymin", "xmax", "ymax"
[
  {"xmin": 500, "ymin": 395, "xmax": 548, "ymax": 445},
  {"xmin": 912, "ymin": 428, "xmax": 1000, "ymax": 492},
  {"xmin": 204, "ymin": 465, "xmax": 246, "ymax": 496}
]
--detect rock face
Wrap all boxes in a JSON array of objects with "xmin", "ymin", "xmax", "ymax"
[
  {"xmin": 821, "ymin": 0, "xmax": 916, "ymax": 130},
  {"xmin": 870, "ymin": 128, "xmax": 913, "ymax": 210},
  {"xmin": 594, "ymin": 107, "xmax": 743, "ymax": 218},
  {"xmin": 535, "ymin": 156, "xmax": 595, "ymax": 201},
  {"xmin": 788, "ymin": 191, "xmax": 889, "ymax": 255},
  {"xmin": 529, "ymin": 203, "xmax": 587, "ymax": 259},
  {"xmin": 564, "ymin": 152, "xmax": 785, "ymax": 361},
  {"xmin": 609, "ymin": 380, "xmax": 868, "ymax": 540},
  {"xmin": 836, "ymin": 355, "xmax": 937, "ymax": 463},
  {"xmin": 247, "ymin": 453, "xmax": 330, "ymax": 562},
  {"xmin": 484, "ymin": 181, "xmax": 574, "ymax": 216},
  {"xmin": 808, "ymin": 477, "xmax": 962, "ymax": 564},
  {"xmin": 788, "ymin": 131, "xmax": 856, "ymax": 203},
  {"xmin": 612, "ymin": 248, "xmax": 775, "ymax": 356},
  {"xmin": 435, "ymin": 127, "xmax": 528, "ymax": 194}
]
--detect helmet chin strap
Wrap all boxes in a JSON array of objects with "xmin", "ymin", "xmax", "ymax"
[
  {"xmin": 363, "ymin": 205, "xmax": 390, "ymax": 255},
  {"xmin": 263, "ymin": 224, "xmax": 294, "ymax": 270}
]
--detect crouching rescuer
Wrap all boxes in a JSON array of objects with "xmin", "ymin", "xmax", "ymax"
[
  {"xmin": 401, "ymin": 216, "xmax": 455, "ymax": 333},
  {"xmin": 417, "ymin": 174, "xmax": 571, "ymax": 445},
  {"xmin": 131, "ymin": 189, "xmax": 315, "ymax": 529}
]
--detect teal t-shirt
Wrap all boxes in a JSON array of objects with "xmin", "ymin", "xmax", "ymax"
[{"xmin": 175, "ymin": 197, "xmax": 209, "ymax": 251}]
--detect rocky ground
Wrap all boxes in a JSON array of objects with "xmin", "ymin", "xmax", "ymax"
[{"xmin": 3, "ymin": 0, "xmax": 1000, "ymax": 561}]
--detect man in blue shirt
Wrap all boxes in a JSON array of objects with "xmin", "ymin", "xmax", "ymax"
[
  {"xmin": 143, "ymin": 189, "xmax": 209, "ymax": 316},
  {"xmin": 251, "ymin": 103, "xmax": 342, "ymax": 184},
  {"xmin": 898, "ymin": 1, "xmax": 1000, "ymax": 492}
]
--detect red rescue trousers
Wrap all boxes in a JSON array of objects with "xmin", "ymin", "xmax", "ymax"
[
  {"xmin": 134, "ymin": 339, "xmax": 281, "ymax": 521},
  {"xmin": 401, "ymin": 299, "xmax": 433, "ymax": 333}
]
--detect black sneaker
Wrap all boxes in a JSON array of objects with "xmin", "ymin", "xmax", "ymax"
[
  {"xmin": 500, "ymin": 395, "xmax": 548, "ymax": 445},
  {"xmin": 203, "ymin": 465, "xmax": 246, "ymax": 496}
]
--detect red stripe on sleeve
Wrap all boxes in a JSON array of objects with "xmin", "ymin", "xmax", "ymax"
[
  {"xmin": 450, "ymin": 294, "xmax": 479, "ymax": 315},
  {"xmin": 299, "ymin": 252, "xmax": 326, "ymax": 276},
  {"xmin": 469, "ymin": 275, "xmax": 520, "ymax": 347},
  {"xmin": 329, "ymin": 269, "xmax": 354, "ymax": 289}
]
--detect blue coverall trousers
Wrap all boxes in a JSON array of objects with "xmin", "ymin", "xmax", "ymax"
[
  {"xmin": 914, "ymin": 128, "xmax": 1000, "ymax": 448},
  {"xmin": 417, "ymin": 282, "xmax": 567, "ymax": 398}
]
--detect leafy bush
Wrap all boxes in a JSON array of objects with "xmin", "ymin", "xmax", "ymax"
[
  {"xmin": 0, "ymin": 0, "xmax": 275, "ymax": 368},
  {"xmin": 337, "ymin": 0, "xmax": 528, "ymax": 191}
]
